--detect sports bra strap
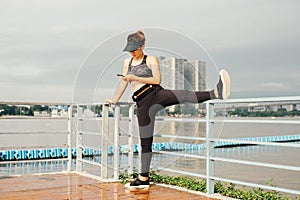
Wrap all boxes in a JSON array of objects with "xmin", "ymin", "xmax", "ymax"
[
  {"xmin": 128, "ymin": 57, "xmax": 134, "ymax": 66},
  {"xmin": 129, "ymin": 55, "xmax": 147, "ymax": 67},
  {"xmin": 142, "ymin": 55, "xmax": 147, "ymax": 64},
  {"xmin": 127, "ymin": 54, "xmax": 153, "ymax": 77}
]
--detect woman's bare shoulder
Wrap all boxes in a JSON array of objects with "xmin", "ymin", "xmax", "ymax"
[
  {"xmin": 146, "ymin": 55, "xmax": 159, "ymax": 63},
  {"xmin": 123, "ymin": 57, "xmax": 131, "ymax": 68},
  {"xmin": 124, "ymin": 57, "xmax": 131, "ymax": 64}
]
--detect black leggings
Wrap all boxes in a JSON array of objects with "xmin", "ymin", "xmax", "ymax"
[{"xmin": 136, "ymin": 85, "xmax": 214, "ymax": 177}]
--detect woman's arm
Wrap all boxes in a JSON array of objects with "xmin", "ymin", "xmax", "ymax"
[
  {"xmin": 122, "ymin": 56, "xmax": 161, "ymax": 85},
  {"xmin": 105, "ymin": 59, "xmax": 130, "ymax": 104}
]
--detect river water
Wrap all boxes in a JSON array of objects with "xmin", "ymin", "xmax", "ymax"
[{"xmin": 0, "ymin": 117, "xmax": 299, "ymax": 192}]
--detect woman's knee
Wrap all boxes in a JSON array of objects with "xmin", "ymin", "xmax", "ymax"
[{"xmin": 140, "ymin": 137, "xmax": 153, "ymax": 153}]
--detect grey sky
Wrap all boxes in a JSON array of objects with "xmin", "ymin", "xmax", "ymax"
[{"xmin": 1, "ymin": 0, "xmax": 300, "ymax": 103}]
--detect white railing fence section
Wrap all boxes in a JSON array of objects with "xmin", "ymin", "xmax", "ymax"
[
  {"xmin": 0, "ymin": 102, "xmax": 72, "ymax": 175},
  {"xmin": 87, "ymin": 97, "xmax": 300, "ymax": 195},
  {"xmin": 1, "ymin": 97, "xmax": 300, "ymax": 196}
]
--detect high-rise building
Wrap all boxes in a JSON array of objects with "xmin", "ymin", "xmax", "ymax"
[
  {"xmin": 184, "ymin": 60, "xmax": 207, "ymax": 91},
  {"xmin": 159, "ymin": 57, "xmax": 207, "ymax": 91},
  {"xmin": 159, "ymin": 57, "xmax": 186, "ymax": 90},
  {"xmin": 159, "ymin": 57, "xmax": 207, "ymax": 113}
]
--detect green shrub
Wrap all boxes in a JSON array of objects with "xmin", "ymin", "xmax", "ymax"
[{"xmin": 119, "ymin": 171, "xmax": 298, "ymax": 200}]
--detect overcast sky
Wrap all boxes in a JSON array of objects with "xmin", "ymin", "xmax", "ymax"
[{"xmin": 1, "ymin": 0, "xmax": 300, "ymax": 103}]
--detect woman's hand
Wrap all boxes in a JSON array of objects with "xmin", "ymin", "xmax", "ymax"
[
  {"xmin": 105, "ymin": 99, "xmax": 117, "ymax": 104},
  {"xmin": 120, "ymin": 74, "xmax": 136, "ymax": 82}
]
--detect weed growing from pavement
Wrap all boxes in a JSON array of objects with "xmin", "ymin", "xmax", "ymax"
[{"xmin": 119, "ymin": 171, "xmax": 298, "ymax": 200}]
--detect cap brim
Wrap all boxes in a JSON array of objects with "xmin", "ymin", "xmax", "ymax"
[{"xmin": 123, "ymin": 44, "xmax": 140, "ymax": 52}]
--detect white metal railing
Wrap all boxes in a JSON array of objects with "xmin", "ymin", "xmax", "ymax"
[
  {"xmin": 0, "ymin": 102, "xmax": 73, "ymax": 175},
  {"xmin": 205, "ymin": 100, "xmax": 300, "ymax": 195},
  {"xmin": 152, "ymin": 97, "xmax": 300, "ymax": 196},
  {"xmin": 73, "ymin": 103, "xmax": 136, "ymax": 181},
  {"xmin": 112, "ymin": 97, "xmax": 300, "ymax": 195},
  {"xmin": 73, "ymin": 96, "xmax": 300, "ymax": 196},
  {"xmin": 1, "ymin": 97, "xmax": 300, "ymax": 196}
]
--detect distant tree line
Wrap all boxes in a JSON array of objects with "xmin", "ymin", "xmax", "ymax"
[
  {"xmin": 228, "ymin": 108, "xmax": 300, "ymax": 117},
  {"xmin": 0, "ymin": 105, "xmax": 50, "ymax": 117},
  {"xmin": 5, "ymin": 104, "xmax": 296, "ymax": 118},
  {"xmin": 157, "ymin": 104, "xmax": 205, "ymax": 117}
]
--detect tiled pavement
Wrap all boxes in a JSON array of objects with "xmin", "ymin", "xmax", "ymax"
[{"xmin": 0, "ymin": 173, "xmax": 220, "ymax": 200}]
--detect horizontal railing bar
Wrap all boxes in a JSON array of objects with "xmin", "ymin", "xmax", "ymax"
[
  {"xmin": 78, "ymin": 145, "xmax": 101, "ymax": 152},
  {"xmin": 1, "ymin": 96, "xmax": 299, "ymax": 106},
  {"xmin": 162, "ymin": 118, "xmax": 207, "ymax": 123},
  {"xmin": 210, "ymin": 138, "xmax": 300, "ymax": 148},
  {"xmin": 3, "ymin": 96, "xmax": 297, "ymax": 106},
  {"xmin": 211, "ymin": 156, "xmax": 300, "ymax": 171},
  {"xmin": 0, "ymin": 145, "xmax": 69, "ymax": 150},
  {"xmin": 212, "ymin": 119, "xmax": 300, "ymax": 125},
  {"xmin": 153, "ymin": 150, "xmax": 206, "ymax": 160},
  {"xmin": 75, "ymin": 102, "xmax": 135, "ymax": 106},
  {"xmin": 210, "ymin": 96, "xmax": 300, "ymax": 104},
  {"xmin": 80, "ymin": 131, "xmax": 102, "ymax": 136},
  {"xmin": 65, "ymin": 96, "xmax": 300, "ymax": 106},
  {"xmin": 158, "ymin": 167, "xmax": 207, "ymax": 179},
  {"xmin": 0, "ymin": 131, "xmax": 68, "ymax": 135},
  {"xmin": 119, "ymin": 164, "xmax": 134, "ymax": 168},
  {"xmin": 77, "ymin": 159, "xmax": 102, "ymax": 167},
  {"xmin": 210, "ymin": 176, "xmax": 300, "ymax": 195},
  {"xmin": 116, "ymin": 102, "xmax": 136, "ymax": 106},
  {"xmin": 0, "ymin": 117, "xmax": 68, "ymax": 120},
  {"xmin": 0, "ymin": 101, "xmax": 72, "ymax": 106},
  {"xmin": 75, "ymin": 117, "xmax": 130, "ymax": 121},
  {"xmin": 74, "ymin": 103, "xmax": 108, "ymax": 106},
  {"xmin": 0, "ymin": 158, "xmax": 69, "ymax": 165},
  {"xmin": 154, "ymin": 134, "xmax": 206, "ymax": 141},
  {"xmin": 76, "ymin": 117, "xmax": 102, "ymax": 121}
]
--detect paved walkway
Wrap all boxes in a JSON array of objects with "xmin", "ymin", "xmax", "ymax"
[{"xmin": 0, "ymin": 173, "xmax": 220, "ymax": 200}]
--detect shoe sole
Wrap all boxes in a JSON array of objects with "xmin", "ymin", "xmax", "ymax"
[
  {"xmin": 125, "ymin": 183, "xmax": 150, "ymax": 191},
  {"xmin": 219, "ymin": 69, "xmax": 231, "ymax": 99}
]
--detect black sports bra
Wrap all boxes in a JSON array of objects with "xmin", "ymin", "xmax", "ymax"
[{"xmin": 127, "ymin": 55, "xmax": 153, "ymax": 77}]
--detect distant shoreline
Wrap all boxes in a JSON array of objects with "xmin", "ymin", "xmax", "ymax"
[
  {"xmin": 1, "ymin": 115, "xmax": 300, "ymax": 120},
  {"xmin": 0, "ymin": 115, "xmax": 67, "ymax": 119}
]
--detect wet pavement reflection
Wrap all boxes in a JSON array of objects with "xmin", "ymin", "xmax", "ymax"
[{"xmin": 0, "ymin": 173, "xmax": 218, "ymax": 200}]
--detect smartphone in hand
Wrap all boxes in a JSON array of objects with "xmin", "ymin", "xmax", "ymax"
[{"xmin": 117, "ymin": 74, "xmax": 124, "ymax": 77}]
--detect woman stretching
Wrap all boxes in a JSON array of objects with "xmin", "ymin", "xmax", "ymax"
[{"xmin": 105, "ymin": 30, "xmax": 230, "ymax": 189}]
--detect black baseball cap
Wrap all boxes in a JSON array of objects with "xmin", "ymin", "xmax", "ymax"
[{"xmin": 123, "ymin": 40, "xmax": 145, "ymax": 52}]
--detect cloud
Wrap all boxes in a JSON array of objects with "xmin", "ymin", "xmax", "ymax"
[
  {"xmin": 0, "ymin": 0, "xmax": 300, "ymax": 102},
  {"xmin": 260, "ymin": 82, "xmax": 289, "ymax": 90},
  {"xmin": 0, "ymin": 84, "xmax": 73, "ymax": 103},
  {"xmin": 1, "ymin": 65, "xmax": 41, "ymax": 78}
]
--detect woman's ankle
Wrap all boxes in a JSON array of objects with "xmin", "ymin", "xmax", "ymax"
[
  {"xmin": 139, "ymin": 173, "xmax": 149, "ymax": 181},
  {"xmin": 209, "ymin": 89, "xmax": 217, "ymax": 99},
  {"xmin": 139, "ymin": 176, "xmax": 149, "ymax": 181}
]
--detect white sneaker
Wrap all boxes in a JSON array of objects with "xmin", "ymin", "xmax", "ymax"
[
  {"xmin": 124, "ymin": 177, "xmax": 150, "ymax": 191},
  {"xmin": 216, "ymin": 69, "xmax": 231, "ymax": 99},
  {"xmin": 125, "ymin": 182, "xmax": 150, "ymax": 191}
]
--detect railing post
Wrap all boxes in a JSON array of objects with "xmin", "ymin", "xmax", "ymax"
[
  {"xmin": 67, "ymin": 105, "xmax": 73, "ymax": 172},
  {"xmin": 128, "ymin": 104, "xmax": 134, "ymax": 175},
  {"xmin": 76, "ymin": 106, "xmax": 83, "ymax": 172},
  {"xmin": 101, "ymin": 104, "xmax": 109, "ymax": 179},
  {"xmin": 206, "ymin": 101, "xmax": 215, "ymax": 194},
  {"xmin": 114, "ymin": 105, "xmax": 120, "ymax": 180}
]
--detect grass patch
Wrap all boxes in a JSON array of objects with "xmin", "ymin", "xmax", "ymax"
[{"xmin": 119, "ymin": 171, "xmax": 299, "ymax": 200}]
